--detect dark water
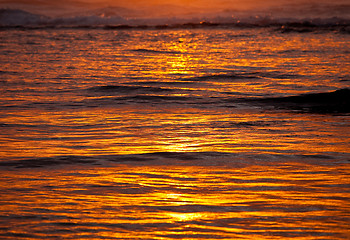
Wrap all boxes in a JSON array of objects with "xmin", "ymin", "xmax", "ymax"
[{"xmin": 0, "ymin": 27, "xmax": 349, "ymax": 239}]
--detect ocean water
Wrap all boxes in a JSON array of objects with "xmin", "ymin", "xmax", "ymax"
[{"xmin": 0, "ymin": 23, "xmax": 350, "ymax": 239}]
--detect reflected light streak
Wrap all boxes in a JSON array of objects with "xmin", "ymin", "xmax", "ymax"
[
  {"xmin": 1, "ymin": 163, "xmax": 349, "ymax": 239},
  {"xmin": 1, "ymin": 29, "xmax": 349, "ymax": 157}
]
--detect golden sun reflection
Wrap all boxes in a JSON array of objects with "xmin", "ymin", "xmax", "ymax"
[
  {"xmin": 165, "ymin": 34, "xmax": 199, "ymax": 76},
  {"xmin": 1, "ymin": 105, "xmax": 348, "ymax": 159},
  {"xmin": 1, "ymin": 162, "xmax": 349, "ymax": 239},
  {"xmin": 168, "ymin": 212, "xmax": 208, "ymax": 222},
  {"xmin": 167, "ymin": 54, "xmax": 194, "ymax": 76},
  {"xmin": 1, "ymin": 23, "xmax": 349, "ymax": 240}
]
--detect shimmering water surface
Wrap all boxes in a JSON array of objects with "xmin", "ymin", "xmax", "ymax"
[{"xmin": 0, "ymin": 27, "xmax": 349, "ymax": 239}]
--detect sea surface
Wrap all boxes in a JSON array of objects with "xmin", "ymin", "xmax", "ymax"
[{"xmin": 0, "ymin": 24, "xmax": 349, "ymax": 239}]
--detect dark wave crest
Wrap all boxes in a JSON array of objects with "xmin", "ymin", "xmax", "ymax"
[
  {"xmin": 1, "ymin": 151, "xmax": 346, "ymax": 169},
  {"xmin": 88, "ymin": 84, "xmax": 173, "ymax": 94},
  {"xmin": 0, "ymin": 155, "xmax": 97, "ymax": 168},
  {"xmin": 0, "ymin": 152, "xmax": 202, "ymax": 168},
  {"xmin": 131, "ymin": 49, "xmax": 183, "ymax": 54},
  {"xmin": 180, "ymin": 72, "xmax": 260, "ymax": 82},
  {"xmin": 114, "ymin": 95, "xmax": 194, "ymax": 102},
  {"xmin": 253, "ymin": 88, "xmax": 350, "ymax": 114}
]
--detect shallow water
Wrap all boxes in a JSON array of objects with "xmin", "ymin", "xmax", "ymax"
[{"xmin": 0, "ymin": 27, "xmax": 349, "ymax": 239}]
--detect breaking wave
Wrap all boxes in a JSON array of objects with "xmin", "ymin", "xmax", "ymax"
[
  {"xmin": 1, "ymin": 8, "xmax": 349, "ymax": 33},
  {"xmin": 251, "ymin": 88, "xmax": 350, "ymax": 114}
]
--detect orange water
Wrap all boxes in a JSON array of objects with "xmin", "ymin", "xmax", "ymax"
[{"xmin": 0, "ymin": 28, "xmax": 349, "ymax": 239}]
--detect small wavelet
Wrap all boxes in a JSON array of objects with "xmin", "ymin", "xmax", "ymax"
[
  {"xmin": 131, "ymin": 48, "xmax": 183, "ymax": 54},
  {"xmin": 88, "ymin": 84, "xmax": 173, "ymax": 94},
  {"xmin": 210, "ymin": 120, "xmax": 286, "ymax": 129},
  {"xmin": 0, "ymin": 156, "xmax": 97, "ymax": 168},
  {"xmin": 1, "ymin": 152, "xmax": 347, "ymax": 169},
  {"xmin": 0, "ymin": 70, "xmax": 18, "ymax": 75},
  {"xmin": 180, "ymin": 70, "xmax": 304, "ymax": 84},
  {"xmin": 180, "ymin": 72, "xmax": 261, "ymax": 82},
  {"xmin": 113, "ymin": 94, "xmax": 196, "ymax": 103}
]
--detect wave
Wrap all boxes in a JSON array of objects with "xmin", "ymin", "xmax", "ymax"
[
  {"xmin": 114, "ymin": 95, "xmax": 194, "ymax": 102},
  {"xmin": 0, "ymin": 8, "xmax": 127, "ymax": 27},
  {"xmin": 0, "ymin": 8, "xmax": 47, "ymax": 26},
  {"xmin": 88, "ymin": 84, "xmax": 173, "ymax": 94},
  {"xmin": 1, "ymin": 151, "xmax": 345, "ymax": 168},
  {"xmin": 0, "ymin": 152, "xmax": 209, "ymax": 168},
  {"xmin": 131, "ymin": 49, "xmax": 183, "ymax": 54},
  {"xmin": 181, "ymin": 72, "xmax": 261, "ymax": 83},
  {"xmin": 251, "ymin": 88, "xmax": 350, "ymax": 114},
  {"xmin": 0, "ymin": 155, "xmax": 97, "ymax": 168},
  {"xmin": 1, "ymin": 8, "xmax": 349, "ymax": 33}
]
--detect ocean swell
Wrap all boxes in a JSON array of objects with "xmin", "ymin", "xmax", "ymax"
[
  {"xmin": 252, "ymin": 88, "xmax": 350, "ymax": 114},
  {"xmin": 1, "ymin": 151, "xmax": 346, "ymax": 169}
]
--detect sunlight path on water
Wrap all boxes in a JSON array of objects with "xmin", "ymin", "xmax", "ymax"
[
  {"xmin": 0, "ymin": 161, "xmax": 349, "ymax": 239},
  {"xmin": 0, "ymin": 27, "xmax": 349, "ymax": 240},
  {"xmin": 1, "ymin": 106, "xmax": 349, "ymax": 159}
]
